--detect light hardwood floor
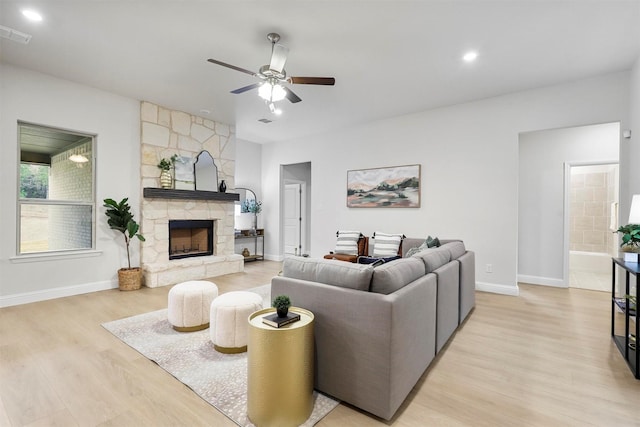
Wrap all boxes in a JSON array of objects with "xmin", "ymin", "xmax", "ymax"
[{"xmin": 1, "ymin": 261, "xmax": 638, "ymax": 426}]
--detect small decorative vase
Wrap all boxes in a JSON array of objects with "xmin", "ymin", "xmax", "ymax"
[
  {"xmin": 242, "ymin": 248, "xmax": 250, "ymax": 257},
  {"xmin": 277, "ymin": 307, "xmax": 289, "ymax": 318},
  {"xmin": 219, "ymin": 180, "xmax": 227, "ymax": 193},
  {"xmin": 160, "ymin": 169, "xmax": 172, "ymax": 189}
]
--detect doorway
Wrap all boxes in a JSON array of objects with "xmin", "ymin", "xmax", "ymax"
[
  {"xmin": 281, "ymin": 162, "xmax": 311, "ymax": 257},
  {"xmin": 566, "ymin": 162, "xmax": 619, "ymax": 291},
  {"xmin": 283, "ymin": 182, "xmax": 303, "ymax": 255},
  {"xmin": 517, "ymin": 122, "xmax": 620, "ymax": 289}
]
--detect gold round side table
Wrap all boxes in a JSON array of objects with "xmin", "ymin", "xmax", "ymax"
[{"xmin": 247, "ymin": 307, "xmax": 314, "ymax": 427}]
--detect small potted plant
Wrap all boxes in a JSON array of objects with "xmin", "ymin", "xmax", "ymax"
[
  {"xmin": 157, "ymin": 155, "xmax": 178, "ymax": 189},
  {"xmin": 103, "ymin": 197, "xmax": 146, "ymax": 290},
  {"xmin": 272, "ymin": 295, "xmax": 291, "ymax": 318},
  {"xmin": 615, "ymin": 223, "xmax": 640, "ymax": 263},
  {"xmin": 241, "ymin": 199, "xmax": 262, "ymax": 232}
]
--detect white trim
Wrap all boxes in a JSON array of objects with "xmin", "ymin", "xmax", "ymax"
[
  {"xmin": 0, "ymin": 279, "xmax": 116, "ymax": 308},
  {"xmin": 517, "ymin": 274, "xmax": 566, "ymax": 288},
  {"xmin": 265, "ymin": 253, "xmax": 285, "ymax": 262},
  {"xmin": 476, "ymin": 281, "xmax": 520, "ymax": 296},
  {"xmin": 10, "ymin": 249, "xmax": 103, "ymax": 263}
]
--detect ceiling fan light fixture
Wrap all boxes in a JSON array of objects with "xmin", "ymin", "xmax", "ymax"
[
  {"xmin": 258, "ymin": 82, "xmax": 286, "ymax": 102},
  {"xmin": 268, "ymin": 102, "xmax": 282, "ymax": 115}
]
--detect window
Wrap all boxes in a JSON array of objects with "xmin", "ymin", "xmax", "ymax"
[{"xmin": 18, "ymin": 122, "xmax": 95, "ymax": 255}]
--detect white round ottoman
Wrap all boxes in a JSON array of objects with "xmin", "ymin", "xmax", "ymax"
[
  {"xmin": 210, "ymin": 291, "xmax": 263, "ymax": 354},
  {"xmin": 168, "ymin": 281, "xmax": 218, "ymax": 332}
]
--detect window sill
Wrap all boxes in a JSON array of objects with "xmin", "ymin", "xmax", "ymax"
[{"xmin": 10, "ymin": 250, "xmax": 103, "ymax": 263}]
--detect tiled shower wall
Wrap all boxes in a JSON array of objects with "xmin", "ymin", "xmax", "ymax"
[{"xmin": 569, "ymin": 165, "xmax": 618, "ymax": 255}]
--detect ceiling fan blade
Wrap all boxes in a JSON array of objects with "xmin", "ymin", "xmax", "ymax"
[
  {"xmin": 288, "ymin": 76, "xmax": 336, "ymax": 85},
  {"xmin": 230, "ymin": 83, "xmax": 262, "ymax": 94},
  {"xmin": 207, "ymin": 58, "xmax": 257, "ymax": 77},
  {"xmin": 283, "ymin": 87, "xmax": 302, "ymax": 103},
  {"xmin": 269, "ymin": 43, "xmax": 289, "ymax": 73}
]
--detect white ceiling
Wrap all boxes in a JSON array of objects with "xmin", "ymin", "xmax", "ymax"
[{"xmin": 1, "ymin": 1, "xmax": 639, "ymax": 144}]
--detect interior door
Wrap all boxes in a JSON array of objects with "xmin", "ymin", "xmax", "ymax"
[{"xmin": 283, "ymin": 183, "xmax": 301, "ymax": 255}]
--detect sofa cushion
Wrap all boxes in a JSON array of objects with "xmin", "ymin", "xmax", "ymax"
[
  {"xmin": 282, "ymin": 257, "xmax": 319, "ymax": 282},
  {"xmin": 316, "ymin": 259, "xmax": 374, "ymax": 291},
  {"xmin": 405, "ymin": 235, "xmax": 441, "ymax": 257},
  {"xmin": 334, "ymin": 230, "xmax": 361, "ymax": 255},
  {"xmin": 405, "ymin": 241, "xmax": 428, "ymax": 257},
  {"xmin": 413, "ymin": 247, "xmax": 451, "ymax": 273},
  {"xmin": 442, "ymin": 241, "xmax": 466, "ymax": 260},
  {"xmin": 372, "ymin": 232, "xmax": 404, "ymax": 257},
  {"xmin": 370, "ymin": 257, "xmax": 425, "ymax": 295},
  {"xmin": 426, "ymin": 235, "xmax": 441, "ymax": 248}
]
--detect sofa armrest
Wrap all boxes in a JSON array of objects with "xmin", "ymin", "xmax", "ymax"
[{"xmin": 271, "ymin": 274, "xmax": 437, "ymax": 420}]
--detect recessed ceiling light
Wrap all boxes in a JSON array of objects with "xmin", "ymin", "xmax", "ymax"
[
  {"xmin": 22, "ymin": 9, "xmax": 43, "ymax": 22},
  {"xmin": 463, "ymin": 51, "xmax": 478, "ymax": 62}
]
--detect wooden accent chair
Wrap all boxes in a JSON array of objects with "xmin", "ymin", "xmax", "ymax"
[{"xmin": 324, "ymin": 234, "xmax": 369, "ymax": 263}]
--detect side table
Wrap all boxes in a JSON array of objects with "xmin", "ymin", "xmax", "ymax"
[
  {"xmin": 247, "ymin": 307, "xmax": 314, "ymax": 427},
  {"xmin": 611, "ymin": 257, "xmax": 639, "ymax": 379}
]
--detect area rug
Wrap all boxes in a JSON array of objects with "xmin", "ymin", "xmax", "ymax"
[{"xmin": 102, "ymin": 284, "xmax": 339, "ymax": 426}]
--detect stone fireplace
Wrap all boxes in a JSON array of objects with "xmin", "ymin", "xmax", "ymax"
[{"xmin": 139, "ymin": 101, "xmax": 243, "ymax": 288}]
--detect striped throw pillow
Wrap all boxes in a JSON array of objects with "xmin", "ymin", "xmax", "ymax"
[
  {"xmin": 373, "ymin": 232, "xmax": 404, "ymax": 257},
  {"xmin": 334, "ymin": 230, "xmax": 361, "ymax": 255}
]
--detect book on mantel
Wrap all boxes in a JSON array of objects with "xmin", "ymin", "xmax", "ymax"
[{"xmin": 262, "ymin": 312, "xmax": 301, "ymax": 328}]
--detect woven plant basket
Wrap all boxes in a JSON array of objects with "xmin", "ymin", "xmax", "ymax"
[{"xmin": 118, "ymin": 267, "xmax": 142, "ymax": 291}]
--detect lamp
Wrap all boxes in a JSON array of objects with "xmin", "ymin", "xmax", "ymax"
[
  {"xmin": 629, "ymin": 194, "xmax": 640, "ymax": 224},
  {"xmin": 258, "ymin": 82, "xmax": 286, "ymax": 102}
]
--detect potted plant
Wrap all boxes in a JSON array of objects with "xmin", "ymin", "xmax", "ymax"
[
  {"xmin": 103, "ymin": 197, "xmax": 146, "ymax": 290},
  {"xmin": 272, "ymin": 295, "xmax": 291, "ymax": 318},
  {"xmin": 615, "ymin": 223, "xmax": 640, "ymax": 262},
  {"xmin": 241, "ymin": 199, "xmax": 262, "ymax": 232},
  {"xmin": 157, "ymin": 155, "xmax": 178, "ymax": 189}
]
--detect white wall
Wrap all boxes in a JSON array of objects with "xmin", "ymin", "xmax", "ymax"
[
  {"xmin": 0, "ymin": 65, "xmax": 140, "ymax": 306},
  {"xmin": 518, "ymin": 123, "xmax": 619, "ymax": 287},
  {"xmin": 627, "ymin": 57, "xmax": 640, "ymax": 208},
  {"xmin": 261, "ymin": 71, "xmax": 631, "ymax": 295},
  {"xmin": 236, "ymin": 139, "xmax": 262, "ymax": 194}
]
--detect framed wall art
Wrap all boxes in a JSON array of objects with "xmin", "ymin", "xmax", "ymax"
[
  {"xmin": 347, "ymin": 164, "xmax": 420, "ymax": 208},
  {"xmin": 173, "ymin": 155, "xmax": 195, "ymax": 190}
]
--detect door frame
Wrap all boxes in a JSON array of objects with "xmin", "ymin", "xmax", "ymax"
[
  {"xmin": 282, "ymin": 179, "xmax": 307, "ymax": 257},
  {"xmin": 563, "ymin": 160, "xmax": 619, "ymax": 288}
]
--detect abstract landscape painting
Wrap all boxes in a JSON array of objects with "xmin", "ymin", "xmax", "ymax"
[{"xmin": 347, "ymin": 164, "xmax": 420, "ymax": 208}]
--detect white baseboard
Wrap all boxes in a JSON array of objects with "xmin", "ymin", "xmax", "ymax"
[
  {"xmin": 517, "ymin": 274, "xmax": 567, "ymax": 288},
  {"xmin": 264, "ymin": 254, "xmax": 284, "ymax": 262},
  {"xmin": 476, "ymin": 281, "xmax": 520, "ymax": 296},
  {"xmin": 0, "ymin": 280, "xmax": 117, "ymax": 308}
]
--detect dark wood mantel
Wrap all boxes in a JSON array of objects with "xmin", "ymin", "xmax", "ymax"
[{"xmin": 143, "ymin": 187, "xmax": 239, "ymax": 202}]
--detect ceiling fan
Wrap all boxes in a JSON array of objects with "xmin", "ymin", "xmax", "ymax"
[{"xmin": 207, "ymin": 33, "xmax": 335, "ymax": 106}]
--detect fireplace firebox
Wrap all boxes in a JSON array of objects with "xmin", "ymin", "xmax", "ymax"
[{"xmin": 169, "ymin": 220, "xmax": 214, "ymax": 260}]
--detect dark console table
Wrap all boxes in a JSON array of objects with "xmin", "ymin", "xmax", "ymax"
[{"xmin": 611, "ymin": 258, "xmax": 639, "ymax": 379}]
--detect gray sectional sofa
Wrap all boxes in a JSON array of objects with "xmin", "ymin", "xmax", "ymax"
[{"xmin": 271, "ymin": 238, "xmax": 475, "ymax": 420}]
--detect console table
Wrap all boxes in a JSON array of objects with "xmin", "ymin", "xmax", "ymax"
[
  {"xmin": 235, "ymin": 231, "xmax": 264, "ymax": 261},
  {"xmin": 611, "ymin": 258, "xmax": 639, "ymax": 379}
]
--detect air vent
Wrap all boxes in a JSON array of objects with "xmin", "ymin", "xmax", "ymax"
[
  {"xmin": 0, "ymin": 25, "xmax": 32, "ymax": 44},
  {"xmin": 258, "ymin": 118, "xmax": 272, "ymax": 124}
]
